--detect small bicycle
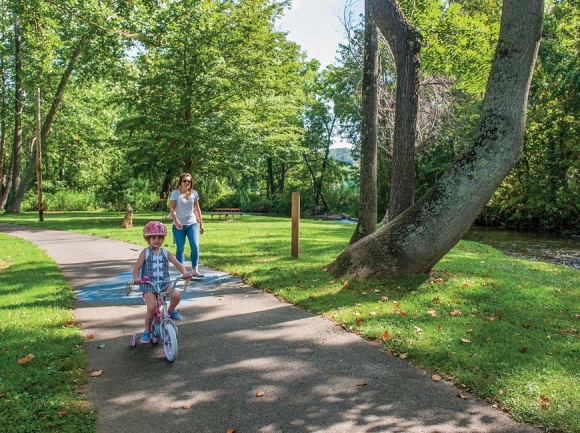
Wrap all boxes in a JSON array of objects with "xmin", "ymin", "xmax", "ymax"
[{"xmin": 125, "ymin": 275, "xmax": 199, "ymax": 362}]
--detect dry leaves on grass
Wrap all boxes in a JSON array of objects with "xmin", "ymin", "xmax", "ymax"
[
  {"xmin": 539, "ymin": 395, "xmax": 550, "ymax": 408},
  {"xmin": 382, "ymin": 330, "xmax": 391, "ymax": 340},
  {"xmin": 17, "ymin": 353, "xmax": 34, "ymax": 365}
]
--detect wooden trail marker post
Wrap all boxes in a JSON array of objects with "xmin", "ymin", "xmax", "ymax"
[
  {"xmin": 291, "ymin": 192, "xmax": 300, "ymax": 258},
  {"xmin": 36, "ymin": 88, "xmax": 44, "ymax": 222}
]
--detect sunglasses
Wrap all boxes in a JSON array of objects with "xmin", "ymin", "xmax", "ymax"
[{"xmin": 182, "ymin": 179, "xmax": 191, "ymax": 184}]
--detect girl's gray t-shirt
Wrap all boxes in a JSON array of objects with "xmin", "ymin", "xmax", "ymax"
[{"xmin": 170, "ymin": 189, "xmax": 199, "ymax": 226}]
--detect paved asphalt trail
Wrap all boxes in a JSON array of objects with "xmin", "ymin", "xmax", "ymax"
[{"xmin": 1, "ymin": 223, "xmax": 542, "ymax": 433}]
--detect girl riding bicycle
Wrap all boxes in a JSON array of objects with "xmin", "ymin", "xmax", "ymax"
[{"xmin": 133, "ymin": 221, "xmax": 192, "ymax": 343}]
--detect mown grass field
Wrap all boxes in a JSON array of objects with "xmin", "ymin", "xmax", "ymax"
[{"xmin": 1, "ymin": 211, "xmax": 578, "ymax": 432}]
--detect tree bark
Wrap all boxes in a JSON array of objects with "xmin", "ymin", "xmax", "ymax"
[
  {"xmin": 369, "ymin": 0, "xmax": 421, "ymax": 222},
  {"xmin": 5, "ymin": 12, "xmax": 23, "ymax": 211},
  {"xmin": 328, "ymin": 0, "xmax": 544, "ymax": 280},
  {"xmin": 351, "ymin": 1, "xmax": 379, "ymax": 244}
]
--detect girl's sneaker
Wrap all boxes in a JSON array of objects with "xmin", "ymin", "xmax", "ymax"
[
  {"xmin": 140, "ymin": 331, "xmax": 151, "ymax": 343},
  {"xmin": 169, "ymin": 310, "xmax": 182, "ymax": 321}
]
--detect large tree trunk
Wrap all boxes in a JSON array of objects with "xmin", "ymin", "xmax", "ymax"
[
  {"xmin": 328, "ymin": 0, "xmax": 544, "ymax": 280},
  {"xmin": 0, "ymin": 48, "xmax": 9, "ymax": 209},
  {"xmin": 6, "ymin": 12, "xmax": 23, "ymax": 212},
  {"xmin": 351, "ymin": 1, "xmax": 379, "ymax": 244},
  {"xmin": 369, "ymin": 0, "xmax": 421, "ymax": 222}
]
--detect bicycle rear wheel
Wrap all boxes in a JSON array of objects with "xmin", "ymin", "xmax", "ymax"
[{"xmin": 162, "ymin": 324, "xmax": 178, "ymax": 361}]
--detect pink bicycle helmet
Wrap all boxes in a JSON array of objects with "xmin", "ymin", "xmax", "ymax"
[{"xmin": 143, "ymin": 221, "xmax": 167, "ymax": 240}]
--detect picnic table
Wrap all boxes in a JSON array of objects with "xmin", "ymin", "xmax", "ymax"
[{"xmin": 210, "ymin": 207, "xmax": 243, "ymax": 220}]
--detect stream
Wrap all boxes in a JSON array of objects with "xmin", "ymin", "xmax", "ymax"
[
  {"xmin": 463, "ymin": 227, "xmax": 580, "ymax": 270},
  {"xmin": 319, "ymin": 218, "xmax": 580, "ymax": 270}
]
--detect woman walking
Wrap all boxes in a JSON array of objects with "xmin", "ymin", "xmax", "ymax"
[{"xmin": 169, "ymin": 172, "xmax": 205, "ymax": 277}]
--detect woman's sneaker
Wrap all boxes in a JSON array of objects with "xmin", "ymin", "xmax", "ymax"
[
  {"xmin": 169, "ymin": 310, "xmax": 182, "ymax": 321},
  {"xmin": 140, "ymin": 330, "xmax": 151, "ymax": 343}
]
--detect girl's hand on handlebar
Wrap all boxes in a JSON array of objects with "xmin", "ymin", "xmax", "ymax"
[
  {"xmin": 182, "ymin": 272, "xmax": 192, "ymax": 279},
  {"xmin": 133, "ymin": 278, "xmax": 142, "ymax": 284}
]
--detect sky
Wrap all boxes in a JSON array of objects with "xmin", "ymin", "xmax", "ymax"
[{"xmin": 276, "ymin": 0, "xmax": 364, "ymax": 68}]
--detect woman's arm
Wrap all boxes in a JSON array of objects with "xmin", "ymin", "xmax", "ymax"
[
  {"xmin": 170, "ymin": 199, "xmax": 182, "ymax": 230},
  {"xmin": 194, "ymin": 200, "xmax": 204, "ymax": 234}
]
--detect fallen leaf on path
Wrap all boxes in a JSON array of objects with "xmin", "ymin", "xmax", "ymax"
[
  {"xmin": 431, "ymin": 374, "xmax": 442, "ymax": 382},
  {"xmin": 356, "ymin": 382, "xmax": 367, "ymax": 386},
  {"xmin": 256, "ymin": 391, "xmax": 264, "ymax": 397},
  {"xmin": 86, "ymin": 334, "xmax": 95, "ymax": 340},
  {"xmin": 17, "ymin": 354, "xmax": 34, "ymax": 365},
  {"xmin": 227, "ymin": 428, "xmax": 237, "ymax": 433},
  {"xmin": 182, "ymin": 404, "xmax": 191, "ymax": 409},
  {"xmin": 89, "ymin": 370, "xmax": 103, "ymax": 377},
  {"xmin": 457, "ymin": 393, "xmax": 468, "ymax": 400}
]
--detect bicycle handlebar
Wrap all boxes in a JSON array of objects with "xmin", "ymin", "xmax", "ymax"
[{"xmin": 125, "ymin": 275, "xmax": 192, "ymax": 296}]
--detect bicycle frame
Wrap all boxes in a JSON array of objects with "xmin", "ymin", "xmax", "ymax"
[{"xmin": 126, "ymin": 276, "xmax": 191, "ymax": 361}]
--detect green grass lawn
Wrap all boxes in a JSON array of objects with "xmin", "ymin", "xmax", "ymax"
[
  {"xmin": 1, "ymin": 211, "xmax": 579, "ymax": 432},
  {"xmin": 0, "ymin": 233, "xmax": 95, "ymax": 432}
]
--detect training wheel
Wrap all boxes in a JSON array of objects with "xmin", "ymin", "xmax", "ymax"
[{"xmin": 130, "ymin": 333, "xmax": 137, "ymax": 347}]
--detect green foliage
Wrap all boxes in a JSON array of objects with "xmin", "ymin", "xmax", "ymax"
[
  {"xmin": 482, "ymin": 1, "xmax": 580, "ymax": 234},
  {"xmin": 22, "ymin": 190, "xmax": 98, "ymax": 212},
  {"xmin": 0, "ymin": 234, "xmax": 95, "ymax": 432}
]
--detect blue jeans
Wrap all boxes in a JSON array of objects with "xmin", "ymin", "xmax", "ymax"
[{"xmin": 172, "ymin": 223, "xmax": 200, "ymax": 269}]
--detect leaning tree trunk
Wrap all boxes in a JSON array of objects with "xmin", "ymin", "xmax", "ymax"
[
  {"xmin": 351, "ymin": 1, "xmax": 379, "ymax": 244},
  {"xmin": 7, "ymin": 12, "xmax": 23, "ymax": 209},
  {"xmin": 369, "ymin": 0, "xmax": 421, "ymax": 222},
  {"xmin": 328, "ymin": 0, "xmax": 544, "ymax": 280},
  {"xmin": 6, "ymin": 36, "xmax": 87, "ymax": 214}
]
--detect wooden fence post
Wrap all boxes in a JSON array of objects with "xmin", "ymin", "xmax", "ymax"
[{"xmin": 291, "ymin": 192, "xmax": 300, "ymax": 258}]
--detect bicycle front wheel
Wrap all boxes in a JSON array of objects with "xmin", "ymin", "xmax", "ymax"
[{"xmin": 162, "ymin": 324, "xmax": 178, "ymax": 362}]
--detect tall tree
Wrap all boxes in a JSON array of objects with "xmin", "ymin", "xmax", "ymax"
[
  {"xmin": 4, "ymin": 9, "xmax": 22, "ymax": 210},
  {"xmin": 371, "ymin": 0, "xmax": 421, "ymax": 222},
  {"xmin": 328, "ymin": 0, "xmax": 544, "ymax": 280},
  {"xmin": 350, "ymin": 0, "xmax": 379, "ymax": 243}
]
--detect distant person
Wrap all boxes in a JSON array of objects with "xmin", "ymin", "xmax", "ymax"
[
  {"xmin": 169, "ymin": 172, "xmax": 205, "ymax": 277},
  {"xmin": 132, "ymin": 221, "xmax": 192, "ymax": 344}
]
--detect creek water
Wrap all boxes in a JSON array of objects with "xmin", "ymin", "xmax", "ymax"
[
  {"xmin": 463, "ymin": 227, "xmax": 580, "ymax": 270},
  {"xmin": 319, "ymin": 218, "xmax": 580, "ymax": 270}
]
